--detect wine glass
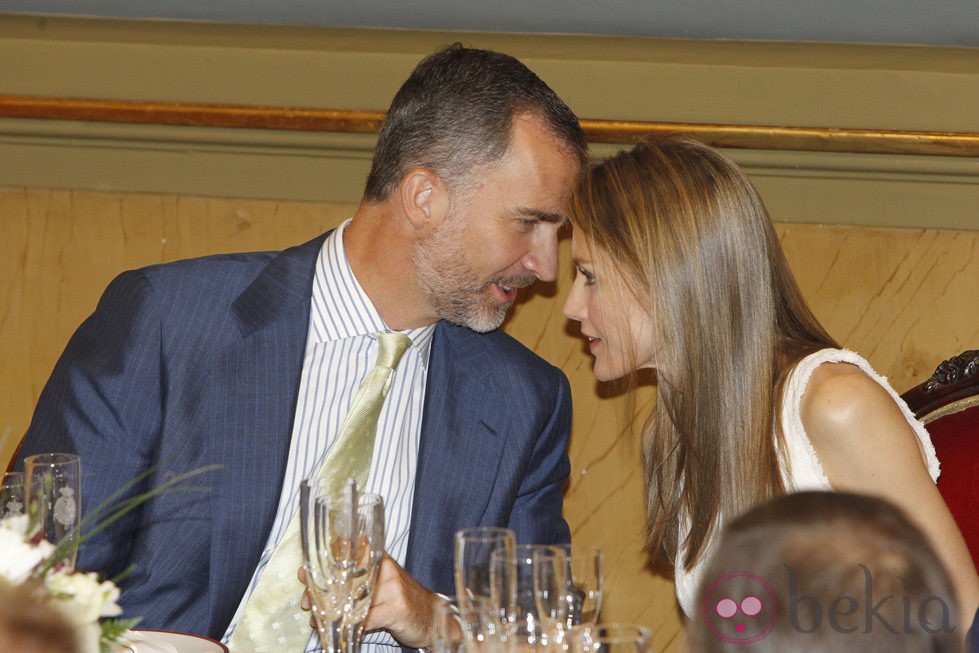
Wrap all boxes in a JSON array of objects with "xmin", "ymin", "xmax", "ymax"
[
  {"xmin": 300, "ymin": 480, "xmax": 385, "ymax": 653},
  {"xmin": 455, "ymin": 527, "xmax": 515, "ymax": 609},
  {"xmin": 556, "ymin": 544, "xmax": 604, "ymax": 626},
  {"xmin": 569, "ymin": 624, "xmax": 652, "ymax": 653},
  {"xmin": 24, "ymin": 453, "xmax": 81, "ymax": 570}
]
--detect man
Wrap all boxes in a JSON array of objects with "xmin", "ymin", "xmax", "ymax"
[
  {"xmin": 17, "ymin": 44, "xmax": 586, "ymax": 651},
  {"xmin": 689, "ymin": 491, "xmax": 961, "ymax": 652}
]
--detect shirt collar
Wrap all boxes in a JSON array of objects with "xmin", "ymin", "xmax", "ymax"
[{"xmin": 309, "ymin": 220, "xmax": 436, "ymax": 368}]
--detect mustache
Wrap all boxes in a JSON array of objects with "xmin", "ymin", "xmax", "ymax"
[{"xmin": 486, "ymin": 275, "xmax": 538, "ymax": 291}]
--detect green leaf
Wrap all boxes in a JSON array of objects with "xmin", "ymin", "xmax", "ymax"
[{"xmin": 101, "ymin": 617, "xmax": 143, "ymax": 652}]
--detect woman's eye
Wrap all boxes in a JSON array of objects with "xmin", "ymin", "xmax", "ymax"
[{"xmin": 577, "ymin": 268, "xmax": 596, "ymax": 286}]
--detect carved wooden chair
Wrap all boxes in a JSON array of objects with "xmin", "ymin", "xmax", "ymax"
[{"xmin": 901, "ymin": 349, "xmax": 979, "ymax": 567}]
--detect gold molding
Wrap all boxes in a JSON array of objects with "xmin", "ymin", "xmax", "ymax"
[
  {"xmin": 585, "ymin": 121, "xmax": 979, "ymax": 158},
  {"xmin": 0, "ymin": 95, "xmax": 385, "ymax": 134},
  {"xmin": 2, "ymin": 94, "xmax": 978, "ymax": 157}
]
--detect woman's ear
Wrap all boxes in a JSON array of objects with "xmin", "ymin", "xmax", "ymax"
[{"xmin": 400, "ymin": 168, "xmax": 449, "ymax": 234}]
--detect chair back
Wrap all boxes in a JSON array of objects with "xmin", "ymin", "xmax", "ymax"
[{"xmin": 901, "ymin": 349, "xmax": 979, "ymax": 567}]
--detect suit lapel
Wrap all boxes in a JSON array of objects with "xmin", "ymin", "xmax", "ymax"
[
  {"xmin": 406, "ymin": 323, "xmax": 507, "ymax": 594},
  {"xmin": 207, "ymin": 234, "xmax": 327, "ymax": 632}
]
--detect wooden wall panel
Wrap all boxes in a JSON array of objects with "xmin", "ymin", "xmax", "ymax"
[
  {"xmin": 0, "ymin": 188, "xmax": 348, "ymax": 459},
  {"xmin": 1, "ymin": 186, "xmax": 976, "ymax": 652}
]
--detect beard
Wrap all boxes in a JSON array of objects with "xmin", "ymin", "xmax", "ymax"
[{"xmin": 412, "ymin": 213, "xmax": 534, "ymax": 333}]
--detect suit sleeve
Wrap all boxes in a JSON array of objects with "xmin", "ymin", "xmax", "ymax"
[
  {"xmin": 18, "ymin": 269, "xmax": 164, "ymax": 580},
  {"xmin": 506, "ymin": 367, "xmax": 573, "ymax": 545}
]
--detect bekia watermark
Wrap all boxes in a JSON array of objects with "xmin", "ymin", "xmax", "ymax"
[
  {"xmin": 701, "ymin": 572, "xmax": 778, "ymax": 645},
  {"xmin": 701, "ymin": 565, "xmax": 955, "ymax": 645}
]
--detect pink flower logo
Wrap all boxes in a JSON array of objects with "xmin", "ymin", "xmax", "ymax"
[{"xmin": 701, "ymin": 572, "xmax": 778, "ymax": 644}]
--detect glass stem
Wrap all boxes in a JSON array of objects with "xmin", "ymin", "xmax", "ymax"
[
  {"xmin": 342, "ymin": 621, "xmax": 365, "ymax": 653},
  {"xmin": 316, "ymin": 618, "xmax": 365, "ymax": 653}
]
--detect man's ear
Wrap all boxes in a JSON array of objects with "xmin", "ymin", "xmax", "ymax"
[{"xmin": 400, "ymin": 168, "xmax": 449, "ymax": 233}]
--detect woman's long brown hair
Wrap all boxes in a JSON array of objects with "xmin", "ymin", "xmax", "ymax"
[{"xmin": 570, "ymin": 137, "xmax": 838, "ymax": 569}]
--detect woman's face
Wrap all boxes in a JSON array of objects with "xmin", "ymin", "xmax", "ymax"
[{"xmin": 563, "ymin": 230, "xmax": 657, "ymax": 381}]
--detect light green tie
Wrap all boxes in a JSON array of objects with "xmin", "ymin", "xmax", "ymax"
[{"xmin": 228, "ymin": 332, "xmax": 413, "ymax": 652}]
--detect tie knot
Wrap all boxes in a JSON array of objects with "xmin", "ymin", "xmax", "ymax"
[{"xmin": 374, "ymin": 332, "xmax": 413, "ymax": 369}]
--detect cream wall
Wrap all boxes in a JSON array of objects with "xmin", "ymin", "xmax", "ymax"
[{"xmin": 1, "ymin": 15, "xmax": 977, "ymax": 653}]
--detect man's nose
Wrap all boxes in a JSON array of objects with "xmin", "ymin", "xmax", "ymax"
[{"xmin": 523, "ymin": 234, "xmax": 559, "ymax": 282}]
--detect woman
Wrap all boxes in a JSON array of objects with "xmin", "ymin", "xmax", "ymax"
[{"xmin": 562, "ymin": 136, "xmax": 979, "ymax": 624}]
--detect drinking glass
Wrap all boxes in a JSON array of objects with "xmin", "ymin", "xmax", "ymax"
[
  {"xmin": 491, "ymin": 544, "xmax": 567, "ymax": 651},
  {"xmin": 530, "ymin": 546, "xmax": 569, "ymax": 638},
  {"xmin": 1, "ymin": 472, "xmax": 27, "ymax": 519},
  {"xmin": 300, "ymin": 480, "xmax": 385, "ymax": 653},
  {"xmin": 24, "ymin": 453, "xmax": 81, "ymax": 570},
  {"xmin": 432, "ymin": 594, "xmax": 501, "ymax": 653},
  {"xmin": 569, "ymin": 624, "xmax": 652, "ymax": 653},
  {"xmin": 556, "ymin": 544, "xmax": 604, "ymax": 626},
  {"xmin": 455, "ymin": 527, "xmax": 515, "ymax": 609}
]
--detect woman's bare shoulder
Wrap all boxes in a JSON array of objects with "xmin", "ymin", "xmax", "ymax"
[{"xmin": 799, "ymin": 361, "xmax": 908, "ymax": 452}]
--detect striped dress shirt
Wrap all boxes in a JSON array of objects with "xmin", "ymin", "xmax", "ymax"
[{"xmin": 223, "ymin": 220, "xmax": 435, "ymax": 652}]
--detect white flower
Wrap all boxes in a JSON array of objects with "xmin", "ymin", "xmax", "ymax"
[
  {"xmin": 0, "ymin": 515, "xmax": 55, "ymax": 584},
  {"xmin": 45, "ymin": 570, "xmax": 123, "ymax": 625},
  {"xmin": 0, "ymin": 516, "xmax": 127, "ymax": 648}
]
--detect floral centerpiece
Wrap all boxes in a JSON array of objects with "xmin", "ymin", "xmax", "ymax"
[
  {"xmin": 0, "ymin": 436, "xmax": 216, "ymax": 653},
  {"xmin": 0, "ymin": 513, "xmax": 135, "ymax": 653}
]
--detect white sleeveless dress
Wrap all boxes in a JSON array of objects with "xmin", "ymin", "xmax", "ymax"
[{"xmin": 672, "ymin": 348, "xmax": 940, "ymax": 617}]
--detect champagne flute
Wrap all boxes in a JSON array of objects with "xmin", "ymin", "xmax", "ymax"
[
  {"xmin": 569, "ymin": 624, "xmax": 652, "ymax": 653},
  {"xmin": 556, "ymin": 544, "xmax": 604, "ymax": 625},
  {"xmin": 24, "ymin": 453, "xmax": 81, "ymax": 570},
  {"xmin": 300, "ymin": 480, "xmax": 385, "ymax": 653},
  {"xmin": 455, "ymin": 527, "xmax": 515, "ymax": 609},
  {"xmin": 492, "ymin": 544, "xmax": 567, "ymax": 651},
  {"xmin": 531, "ymin": 545, "xmax": 570, "ymax": 645}
]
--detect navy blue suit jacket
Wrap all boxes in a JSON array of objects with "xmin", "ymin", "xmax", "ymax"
[{"xmin": 18, "ymin": 233, "xmax": 572, "ymax": 642}]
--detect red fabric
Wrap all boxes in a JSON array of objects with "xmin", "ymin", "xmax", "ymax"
[{"xmin": 929, "ymin": 406, "xmax": 979, "ymax": 568}]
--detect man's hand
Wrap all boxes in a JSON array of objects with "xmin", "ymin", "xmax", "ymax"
[
  {"xmin": 298, "ymin": 554, "xmax": 437, "ymax": 649},
  {"xmin": 300, "ymin": 566, "xmax": 315, "ymax": 624},
  {"xmin": 363, "ymin": 553, "xmax": 437, "ymax": 649}
]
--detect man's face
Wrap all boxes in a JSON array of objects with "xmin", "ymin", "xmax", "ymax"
[{"xmin": 413, "ymin": 114, "xmax": 580, "ymax": 332}]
